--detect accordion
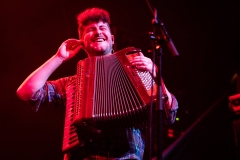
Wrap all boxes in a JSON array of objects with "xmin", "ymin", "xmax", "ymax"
[{"xmin": 62, "ymin": 47, "xmax": 158, "ymax": 153}]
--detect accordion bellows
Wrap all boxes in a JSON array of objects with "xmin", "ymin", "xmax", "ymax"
[{"xmin": 62, "ymin": 47, "xmax": 157, "ymax": 153}]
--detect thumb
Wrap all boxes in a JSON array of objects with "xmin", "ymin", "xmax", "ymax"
[{"xmin": 138, "ymin": 52, "xmax": 144, "ymax": 56}]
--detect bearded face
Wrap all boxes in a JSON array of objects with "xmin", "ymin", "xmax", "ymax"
[{"xmin": 81, "ymin": 21, "xmax": 114, "ymax": 57}]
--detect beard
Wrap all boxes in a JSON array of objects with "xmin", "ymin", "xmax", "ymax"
[{"xmin": 84, "ymin": 43, "xmax": 113, "ymax": 57}]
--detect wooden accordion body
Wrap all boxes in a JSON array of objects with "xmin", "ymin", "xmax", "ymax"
[{"xmin": 62, "ymin": 47, "xmax": 157, "ymax": 153}]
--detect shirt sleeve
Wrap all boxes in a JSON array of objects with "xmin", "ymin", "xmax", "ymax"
[
  {"xmin": 163, "ymin": 93, "xmax": 178, "ymax": 125},
  {"xmin": 27, "ymin": 77, "xmax": 71, "ymax": 112}
]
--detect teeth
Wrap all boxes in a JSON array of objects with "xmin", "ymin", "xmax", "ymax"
[{"xmin": 95, "ymin": 38, "xmax": 104, "ymax": 42}]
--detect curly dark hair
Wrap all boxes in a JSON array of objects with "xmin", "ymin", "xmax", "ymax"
[{"xmin": 77, "ymin": 7, "xmax": 111, "ymax": 38}]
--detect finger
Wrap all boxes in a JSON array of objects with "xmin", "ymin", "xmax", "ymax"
[
  {"xmin": 65, "ymin": 39, "xmax": 82, "ymax": 45},
  {"xmin": 131, "ymin": 61, "xmax": 144, "ymax": 67},
  {"xmin": 138, "ymin": 52, "xmax": 144, "ymax": 56},
  {"xmin": 65, "ymin": 38, "xmax": 79, "ymax": 43},
  {"xmin": 132, "ymin": 55, "xmax": 151, "ymax": 62},
  {"xmin": 70, "ymin": 42, "xmax": 83, "ymax": 50},
  {"xmin": 131, "ymin": 58, "xmax": 150, "ymax": 66},
  {"xmin": 135, "ymin": 65, "xmax": 148, "ymax": 71},
  {"xmin": 66, "ymin": 40, "xmax": 83, "ymax": 51},
  {"xmin": 131, "ymin": 57, "xmax": 145, "ymax": 64}
]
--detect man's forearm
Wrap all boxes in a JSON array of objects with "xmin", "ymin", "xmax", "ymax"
[{"xmin": 16, "ymin": 55, "xmax": 64, "ymax": 101}]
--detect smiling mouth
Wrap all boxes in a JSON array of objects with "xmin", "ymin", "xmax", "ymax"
[{"xmin": 93, "ymin": 38, "xmax": 105, "ymax": 42}]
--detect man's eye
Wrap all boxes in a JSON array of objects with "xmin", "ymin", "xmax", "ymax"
[
  {"xmin": 100, "ymin": 27, "xmax": 107, "ymax": 31},
  {"xmin": 87, "ymin": 28, "xmax": 94, "ymax": 32}
]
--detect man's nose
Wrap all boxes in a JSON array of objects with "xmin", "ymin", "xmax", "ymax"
[{"xmin": 95, "ymin": 28, "xmax": 102, "ymax": 35}]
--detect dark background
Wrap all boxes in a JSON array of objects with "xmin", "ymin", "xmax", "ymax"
[{"xmin": 0, "ymin": 0, "xmax": 239, "ymax": 159}]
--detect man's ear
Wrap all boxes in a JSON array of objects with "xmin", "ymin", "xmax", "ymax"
[{"xmin": 111, "ymin": 35, "xmax": 114, "ymax": 44}]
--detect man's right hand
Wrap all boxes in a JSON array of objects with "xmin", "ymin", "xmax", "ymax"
[
  {"xmin": 16, "ymin": 39, "xmax": 83, "ymax": 101},
  {"xmin": 56, "ymin": 39, "xmax": 83, "ymax": 62}
]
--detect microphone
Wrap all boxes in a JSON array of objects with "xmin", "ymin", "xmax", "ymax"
[
  {"xmin": 151, "ymin": 6, "xmax": 179, "ymax": 57},
  {"xmin": 159, "ymin": 20, "xmax": 179, "ymax": 57}
]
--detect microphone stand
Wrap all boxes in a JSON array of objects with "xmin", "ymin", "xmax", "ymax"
[{"xmin": 146, "ymin": 1, "xmax": 179, "ymax": 160}]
